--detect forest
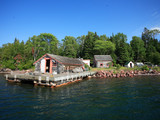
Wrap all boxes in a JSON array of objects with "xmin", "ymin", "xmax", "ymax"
[{"xmin": 0, "ymin": 27, "xmax": 160, "ymax": 70}]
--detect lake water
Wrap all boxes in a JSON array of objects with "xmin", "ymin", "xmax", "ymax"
[{"xmin": 0, "ymin": 74, "xmax": 160, "ymax": 120}]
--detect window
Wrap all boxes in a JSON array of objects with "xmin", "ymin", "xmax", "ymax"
[
  {"xmin": 100, "ymin": 63, "xmax": 103, "ymax": 67},
  {"xmin": 106, "ymin": 63, "xmax": 109, "ymax": 67}
]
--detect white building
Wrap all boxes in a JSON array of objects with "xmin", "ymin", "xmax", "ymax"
[
  {"xmin": 125, "ymin": 61, "xmax": 134, "ymax": 68},
  {"xmin": 82, "ymin": 59, "xmax": 90, "ymax": 67}
]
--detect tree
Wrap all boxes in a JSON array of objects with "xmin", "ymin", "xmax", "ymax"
[
  {"xmin": 76, "ymin": 35, "xmax": 86, "ymax": 58},
  {"xmin": 110, "ymin": 33, "xmax": 132, "ymax": 65},
  {"xmin": 61, "ymin": 36, "xmax": 78, "ymax": 58},
  {"xmin": 83, "ymin": 32, "xmax": 97, "ymax": 64},
  {"xmin": 99, "ymin": 34, "xmax": 109, "ymax": 41},
  {"xmin": 31, "ymin": 33, "xmax": 59, "ymax": 61},
  {"xmin": 150, "ymin": 52, "xmax": 160, "ymax": 65},
  {"xmin": 94, "ymin": 40, "xmax": 115, "ymax": 55},
  {"xmin": 39, "ymin": 33, "xmax": 59, "ymax": 54},
  {"xmin": 31, "ymin": 35, "xmax": 41, "ymax": 61},
  {"xmin": 118, "ymin": 43, "xmax": 131, "ymax": 65},
  {"xmin": 142, "ymin": 27, "xmax": 160, "ymax": 63},
  {"xmin": 130, "ymin": 36, "xmax": 146, "ymax": 62}
]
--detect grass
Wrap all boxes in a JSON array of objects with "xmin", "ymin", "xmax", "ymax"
[
  {"xmin": 91, "ymin": 67, "xmax": 134, "ymax": 71},
  {"xmin": 91, "ymin": 66, "xmax": 160, "ymax": 73}
]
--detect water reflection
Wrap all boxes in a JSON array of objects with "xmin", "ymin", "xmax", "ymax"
[{"xmin": 1, "ymin": 75, "xmax": 160, "ymax": 120}]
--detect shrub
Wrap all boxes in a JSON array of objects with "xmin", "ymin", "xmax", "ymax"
[
  {"xmin": 23, "ymin": 60, "xmax": 34, "ymax": 70},
  {"xmin": 84, "ymin": 64, "xmax": 90, "ymax": 71},
  {"xmin": 2, "ymin": 60, "xmax": 16, "ymax": 70},
  {"xmin": 115, "ymin": 64, "xmax": 121, "ymax": 70},
  {"xmin": 152, "ymin": 66, "xmax": 160, "ymax": 71},
  {"xmin": 141, "ymin": 65, "xmax": 149, "ymax": 71},
  {"xmin": 108, "ymin": 62, "xmax": 113, "ymax": 68}
]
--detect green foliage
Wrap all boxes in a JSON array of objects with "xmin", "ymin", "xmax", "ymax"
[
  {"xmin": 152, "ymin": 67, "xmax": 160, "ymax": 71},
  {"xmin": 115, "ymin": 64, "xmax": 121, "ymax": 70},
  {"xmin": 60, "ymin": 36, "xmax": 78, "ymax": 58},
  {"xmin": 130, "ymin": 36, "xmax": 146, "ymax": 61},
  {"xmin": 150, "ymin": 52, "xmax": 160, "ymax": 65},
  {"xmin": 108, "ymin": 62, "xmax": 113, "ymax": 68},
  {"xmin": 84, "ymin": 64, "xmax": 90, "ymax": 70},
  {"xmin": 141, "ymin": 65, "xmax": 149, "ymax": 71},
  {"xmin": 142, "ymin": 27, "xmax": 160, "ymax": 63},
  {"xmin": 23, "ymin": 60, "xmax": 34, "ymax": 70},
  {"xmin": 0, "ymin": 28, "xmax": 160, "ymax": 70},
  {"xmin": 94, "ymin": 40, "xmax": 115, "ymax": 55},
  {"xmin": 2, "ymin": 60, "xmax": 16, "ymax": 70}
]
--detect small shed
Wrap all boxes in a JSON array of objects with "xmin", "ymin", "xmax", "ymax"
[
  {"xmin": 82, "ymin": 59, "xmax": 90, "ymax": 67},
  {"xmin": 125, "ymin": 61, "xmax": 134, "ymax": 68},
  {"xmin": 33, "ymin": 53, "xmax": 83, "ymax": 74},
  {"xmin": 94, "ymin": 55, "xmax": 113, "ymax": 68}
]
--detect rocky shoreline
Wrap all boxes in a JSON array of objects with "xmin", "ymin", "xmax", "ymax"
[{"xmin": 95, "ymin": 70, "xmax": 160, "ymax": 78}]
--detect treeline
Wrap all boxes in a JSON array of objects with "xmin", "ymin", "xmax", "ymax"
[{"xmin": 0, "ymin": 27, "xmax": 160, "ymax": 70}]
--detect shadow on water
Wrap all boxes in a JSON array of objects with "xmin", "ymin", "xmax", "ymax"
[{"xmin": 0, "ymin": 74, "xmax": 160, "ymax": 120}]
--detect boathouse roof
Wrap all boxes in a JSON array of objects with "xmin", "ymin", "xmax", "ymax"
[
  {"xmin": 34, "ymin": 53, "xmax": 83, "ymax": 66},
  {"xmin": 94, "ymin": 55, "xmax": 113, "ymax": 61}
]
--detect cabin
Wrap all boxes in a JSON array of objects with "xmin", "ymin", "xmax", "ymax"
[
  {"xmin": 94, "ymin": 55, "xmax": 113, "ymax": 68},
  {"xmin": 125, "ymin": 61, "xmax": 134, "ymax": 68},
  {"xmin": 33, "ymin": 53, "xmax": 83, "ymax": 74}
]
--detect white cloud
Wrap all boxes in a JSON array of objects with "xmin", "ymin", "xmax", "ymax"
[{"xmin": 150, "ymin": 27, "xmax": 160, "ymax": 31}]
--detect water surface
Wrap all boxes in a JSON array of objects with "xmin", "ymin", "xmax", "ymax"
[{"xmin": 0, "ymin": 74, "xmax": 160, "ymax": 120}]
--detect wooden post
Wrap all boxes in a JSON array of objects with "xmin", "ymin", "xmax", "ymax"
[
  {"xmin": 6, "ymin": 75, "xmax": 8, "ymax": 80},
  {"xmin": 71, "ymin": 75, "xmax": 73, "ymax": 81},
  {"xmin": 50, "ymin": 58, "xmax": 52, "ymax": 74},
  {"xmin": 46, "ymin": 76, "xmax": 49, "ymax": 85},
  {"xmin": 61, "ymin": 79, "xmax": 63, "ymax": 83},
  {"xmin": 38, "ymin": 76, "xmax": 41, "ymax": 84},
  {"xmin": 14, "ymin": 75, "xmax": 17, "ymax": 81}
]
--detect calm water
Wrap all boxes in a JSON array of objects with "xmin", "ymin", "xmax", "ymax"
[{"xmin": 0, "ymin": 74, "xmax": 160, "ymax": 120}]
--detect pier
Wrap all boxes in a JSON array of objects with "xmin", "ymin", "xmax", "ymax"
[{"xmin": 5, "ymin": 71, "xmax": 96, "ymax": 87}]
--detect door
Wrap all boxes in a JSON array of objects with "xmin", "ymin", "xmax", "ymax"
[
  {"xmin": 46, "ymin": 59, "xmax": 50, "ymax": 73},
  {"xmin": 41, "ymin": 59, "xmax": 46, "ymax": 73}
]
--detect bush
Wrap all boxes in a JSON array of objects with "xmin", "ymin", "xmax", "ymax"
[
  {"xmin": 23, "ymin": 60, "xmax": 34, "ymax": 70},
  {"xmin": 115, "ymin": 64, "xmax": 121, "ymax": 70},
  {"xmin": 17, "ymin": 64, "xmax": 24, "ymax": 70},
  {"xmin": 152, "ymin": 66, "xmax": 160, "ymax": 71},
  {"xmin": 2, "ymin": 60, "xmax": 16, "ymax": 70},
  {"xmin": 84, "ymin": 64, "xmax": 90, "ymax": 71},
  {"xmin": 141, "ymin": 65, "xmax": 149, "ymax": 71},
  {"xmin": 108, "ymin": 62, "xmax": 113, "ymax": 68}
]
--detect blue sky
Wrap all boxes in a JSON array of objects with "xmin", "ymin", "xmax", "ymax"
[{"xmin": 0, "ymin": 0, "xmax": 160, "ymax": 46}]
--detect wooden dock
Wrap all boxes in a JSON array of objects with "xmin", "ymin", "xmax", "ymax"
[{"xmin": 5, "ymin": 71, "xmax": 96, "ymax": 87}]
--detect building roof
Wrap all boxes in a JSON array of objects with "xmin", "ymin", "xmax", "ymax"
[
  {"xmin": 34, "ymin": 53, "xmax": 83, "ymax": 66},
  {"xmin": 94, "ymin": 55, "xmax": 113, "ymax": 61},
  {"xmin": 125, "ymin": 61, "xmax": 134, "ymax": 65}
]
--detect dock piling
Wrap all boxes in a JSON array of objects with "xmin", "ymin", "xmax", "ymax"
[
  {"xmin": 46, "ymin": 76, "xmax": 49, "ymax": 85},
  {"xmin": 6, "ymin": 75, "xmax": 8, "ymax": 80},
  {"xmin": 38, "ymin": 76, "xmax": 42, "ymax": 84},
  {"xmin": 14, "ymin": 75, "xmax": 17, "ymax": 81}
]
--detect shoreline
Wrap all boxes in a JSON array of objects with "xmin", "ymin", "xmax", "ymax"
[{"xmin": 95, "ymin": 70, "xmax": 160, "ymax": 78}]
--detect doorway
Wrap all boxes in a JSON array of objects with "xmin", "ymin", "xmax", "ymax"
[
  {"xmin": 130, "ymin": 63, "xmax": 132, "ymax": 68},
  {"xmin": 46, "ymin": 59, "xmax": 50, "ymax": 73}
]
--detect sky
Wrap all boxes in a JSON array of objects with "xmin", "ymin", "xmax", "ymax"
[{"xmin": 0, "ymin": 0, "xmax": 160, "ymax": 46}]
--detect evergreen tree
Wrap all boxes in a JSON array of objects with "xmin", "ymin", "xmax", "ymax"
[
  {"xmin": 83, "ymin": 32, "xmax": 96, "ymax": 65},
  {"xmin": 130, "ymin": 36, "xmax": 146, "ymax": 62}
]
